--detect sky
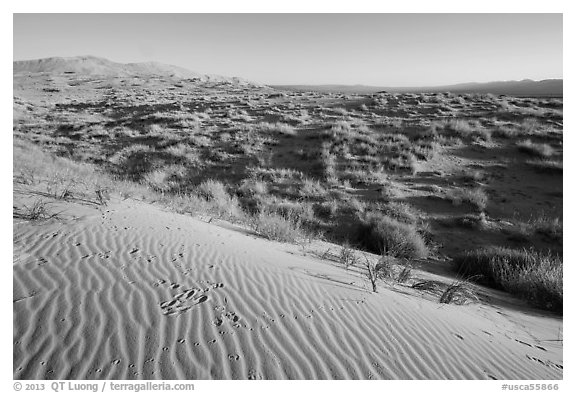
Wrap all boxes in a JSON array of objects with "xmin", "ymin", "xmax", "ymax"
[{"xmin": 13, "ymin": 13, "xmax": 563, "ymax": 86}]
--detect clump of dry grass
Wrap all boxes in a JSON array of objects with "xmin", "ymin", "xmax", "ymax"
[
  {"xmin": 253, "ymin": 211, "xmax": 304, "ymax": 243},
  {"xmin": 527, "ymin": 159, "xmax": 562, "ymax": 174},
  {"xmin": 257, "ymin": 122, "xmax": 297, "ymax": 136},
  {"xmin": 364, "ymin": 255, "xmax": 395, "ymax": 293},
  {"xmin": 447, "ymin": 187, "xmax": 488, "ymax": 212},
  {"xmin": 339, "ymin": 241, "xmax": 359, "ymax": 269},
  {"xmin": 531, "ymin": 216, "xmax": 562, "ymax": 242},
  {"xmin": 433, "ymin": 119, "xmax": 491, "ymax": 142},
  {"xmin": 439, "ymin": 280, "xmax": 479, "ymax": 305},
  {"xmin": 356, "ymin": 213, "xmax": 428, "ymax": 259},
  {"xmin": 14, "ymin": 200, "xmax": 57, "ymax": 221},
  {"xmin": 411, "ymin": 279, "xmax": 443, "ymax": 293},
  {"xmin": 396, "ymin": 261, "xmax": 413, "ymax": 283},
  {"xmin": 453, "ymin": 247, "xmax": 562, "ymax": 312},
  {"xmin": 517, "ymin": 140, "xmax": 555, "ymax": 158},
  {"xmin": 195, "ymin": 179, "xmax": 243, "ymax": 219}
]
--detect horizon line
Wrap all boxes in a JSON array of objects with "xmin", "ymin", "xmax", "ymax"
[{"xmin": 13, "ymin": 55, "xmax": 563, "ymax": 88}]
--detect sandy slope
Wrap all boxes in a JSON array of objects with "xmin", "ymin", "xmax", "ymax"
[{"xmin": 13, "ymin": 198, "xmax": 562, "ymax": 380}]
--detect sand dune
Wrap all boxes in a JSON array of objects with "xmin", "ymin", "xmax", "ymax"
[
  {"xmin": 13, "ymin": 56, "xmax": 256, "ymax": 85},
  {"xmin": 13, "ymin": 198, "xmax": 562, "ymax": 380}
]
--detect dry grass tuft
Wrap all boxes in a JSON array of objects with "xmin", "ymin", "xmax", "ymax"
[
  {"xmin": 453, "ymin": 247, "xmax": 562, "ymax": 312},
  {"xmin": 439, "ymin": 280, "xmax": 479, "ymax": 305}
]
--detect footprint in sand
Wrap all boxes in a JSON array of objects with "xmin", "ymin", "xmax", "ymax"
[
  {"xmin": 162, "ymin": 294, "xmax": 208, "ymax": 316},
  {"xmin": 248, "ymin": 369, "xmax": 263, "ymax": 380},
  {"xmin": 514, "ymin": 339, "xmax": 548, "ymax": 352},
  {"xmin": 160, "ymin": 282, "xmax": 224, "ymax": 316},
  {"xmin": 525, "ymin": 355, "xmax": 563, "ymax": 370}
]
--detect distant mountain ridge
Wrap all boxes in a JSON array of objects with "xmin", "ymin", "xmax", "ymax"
[
  {"xmin": 13, "ymin": 55, "xmax": 257, "ymax": 85},
  {"xmin": 273, "ymin": 79, "xmax": 563, "ymax": 97},
  {"xmin": 13, "ymin": 56, "xmax": 562, "ymax": 96}
]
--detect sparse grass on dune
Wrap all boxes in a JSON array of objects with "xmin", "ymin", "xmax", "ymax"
[
  {"xmin": 252, "ymin": 210, "xmax": 307, "ymax": 243},
  {"xmin": 356, "ymin": 213, "xmax": 428, "ymax": 260},
  {"xmin": 517, "ymin": 139, "xmax": 555, "ymax": 158},
  {"xmin": 431, "ymin": 118, "xmax": 491, "ymax": 142},
  {"xmin": 507, "ymin": 215, "xmax": 563, "ymax": 244},
  {"xmin": 453, "ymin": 247, "xmax": 562, "ymax": 312},
  {"xmin": 527, "ymin": 159, "xmax": 563, "ymax": 174},
  {"xmin": 257, "ymin": 121, "xmax": 297, "ymax": 136},
  {"xmin": 439, "ymin": 280, "xmax": 479, "ymax": 306},
  {"xmin": 13, "ymin": 199, "xmax": 58, "ymax": 221},
  {"xmin": 446, "ymin": 187, "xmax": 488, "ymax": 212},
  {"xmin": 14, "ymin": 80, "xmax": 563, "ymax": 315}
]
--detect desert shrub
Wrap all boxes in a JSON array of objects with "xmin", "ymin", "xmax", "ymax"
[
  {"xmin": 237, "ymin": 179, "xmax": 269, "ymax": 197},
  {"xmin": 145, "ymin": 123, "xmax": 167, "ymax": 137},
  {"xmin": 461, "ymin": 170, "xmax": 486, "ymax": 184},
  {"xmin": 257, "ymin": 122, "xmax": 296, "ymax": 136},
  {"xmin": 356, "ymin": 213, "xmax": 428, "ymax": 259},
  {"xmin": 339, "ymin": 241, "xmax": 359, "ymax": 269},
  {"xmin": 364, "ymin": 255, "xmax": 396, "ymax": 292},
  {"xmin": 324, "ymin": 120, "xmax": 353, "ymax": 140},
  {"xmin": 394, "ymin": 260, "xmax": 412, "ymax": 283},
  {"xmin": 45, "ymin": 172, "xmax": 78, "ymax": 200},
  {"xmin": 320, "ymin": 147, "xmax": 338, "ymax": 183},
  {"xmin": 144, "ymin": 165, "xmax": 187, "ymax": 193},
  {"xmin": 440, "ymin": 213, "xmax": 489, "ymax": 230},
  {"xmin": 437, "ymin": 119, "xmax": 491, "ymax": 142},
  {"xmin": 527, "ymin": 159, "xmax": 562, "ymax": 174},
  {"xmin": 108, "ymin": 144, "xmax": 155, "ymax": 178},
  {"xmin": 144, "ymin": 169, "xmax": 172, "ymax": 192},
  {"xmin": 253, "ymin": 211, "xmax": 303, "ymax": 242},
  {"xmin": 453, "ymin": 247, "xmax": 562, "ymax": 312},
  {"xmin": 314, "ymin": 199, "xmax": 339, "ymax": 219},
  {"xmin": 439, "ymin": 280, "xmax": 479, "ymax": 305},
  {"xmin": 299, "ymin": 178, "xmax": 328, "ymax": 199},
  {"xmin": 520, "ymin": 118, "xmax": 542, "ymax": 134},
  {"xmin": 272, "ymin": 200, "xmax": 315, "ymax": 223},
  {"xmin": 529, "ymin": 215, "xmax": 563, "ymax": 243},
  {"xmin": 378, "ymin": 201, "xmax": 419, "ymax": 225},
  {"xmin": 447, "ymin": 187, "xmax": 488, "ymax": 212},
  {"xmin": 413, "ymin": 141, "xmax": 439, "ymax": 161},
  {"xmin": 517, "ymin": 140, "xmax": 555, "ymax": 158},
  {"xmin": 14, "ymin": 200, "xmax": 56, "ymax": 221},
  {"xmin": 492, "ymin": 124, "xmax": 519, "ymax": 139},
  {"xmin": 332, "ymin": 107, "xmax": 349, "ymax": 116},
  {"xmin": 195, "ymin": 179, "xmax": 242, "ymax": 219},
  {"xmin": 383, "ymin": 152, "xmax": 418, "ymax": 175},
  {"xmin": 164, "ymin": 143, "xmax": 202, "ymax": 165}
]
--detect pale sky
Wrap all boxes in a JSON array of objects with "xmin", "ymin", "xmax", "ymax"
[{"xmin": 13, "ymin": 14, "xmax": 563, "ymax": 86}]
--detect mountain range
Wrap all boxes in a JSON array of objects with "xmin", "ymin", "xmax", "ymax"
[
  {"xmin": 13, "ymin": 56, "xmax": 562, "ymax": 96},
  {"xmin": 13, "ymin": 55, "xmax": 254, "ymax": 85},
  {"xmin": 272, "ymin": 79, "xmax": 563, "ymax": 97}
]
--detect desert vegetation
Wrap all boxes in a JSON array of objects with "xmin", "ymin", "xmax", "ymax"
[
  {"xmin": 13, "ymin": 70, "xmax": 562, "ymax": 312},
  {"xmin": 453, "ymin": 248, "xmax": 562, "ymax": 312}
]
